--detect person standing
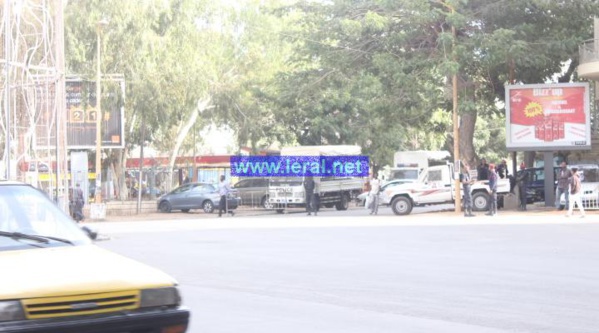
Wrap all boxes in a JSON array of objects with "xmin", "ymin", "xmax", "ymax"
[
  {"xmin": 477, "ymin": 158, "xmax": 489, "ymax": 181},
  {"xmin": 460, "ymin": 164, "xmax": 475, "ymax": 217},
  {"xmin": 73, "ymin": 183, "xmax": 85, "ymax": 222},
  {"xmin": 369, "ymin": 175, "xmax": 381, "ymax": 215},
  {"xmin": 304, "ymin": 176, "xmax": 315, "ymax": 216},
  {"xmin": 218, "ymin": 175, "xmax": 234, "ymax": 217},
  {"xmin": 311, "ymin": 178, "xmax": 320, "ymax": 216},
  {"xmin": 485, "ymin": 164, "xmax": 498, "ymax": 216},
  {"xmin": 497, "ymin": 159, "xmax": 509, "ymax": 179},
  {"xmin": 566, "ymin": 167, "xmax": 585, "ymax": 218},
  {"xmin": 516, "ymin": 163, "xmax": 530, "ymax": 211},
  {"xmin": 555, "ymin": 161, "xmax": 572, "ymax": 210}
]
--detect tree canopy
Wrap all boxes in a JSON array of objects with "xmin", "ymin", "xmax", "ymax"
[{"xmin": 63, "ymin": 0, "xmax": 599, "ymax": 176}]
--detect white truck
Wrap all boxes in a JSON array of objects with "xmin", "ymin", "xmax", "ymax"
[
  {"xmin": 388, "ymin": 150, "xmax": 451, "ymax": 182},
  {"xmin": 268, "ymin": 145, "xmax": 365, "ymax": 213},
  {"xmin": 385, "ymin": 161, "xmax": 510, "ymax": 215}
]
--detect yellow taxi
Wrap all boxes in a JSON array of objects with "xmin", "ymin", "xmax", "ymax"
[{"xmin": 0, "ymin": 181, "xmax": 190, "ymax": 332}]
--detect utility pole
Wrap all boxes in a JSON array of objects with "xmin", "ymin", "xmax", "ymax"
[
  {"xmin": 449, "ymin": 4, "xmax": 461, "ymax": 214},
  {"xmin": 4, "ymin": 0, "xmax": 11, "ymax": 180},
  {"xmin": 94, "ymin": 19, "xmax": 108, "ymax": 204}
]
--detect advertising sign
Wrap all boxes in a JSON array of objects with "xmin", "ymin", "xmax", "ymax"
[
  {"xmin": 34, "ymin": 78, "xmax": 125, "ymax": 149},
  {"xmin": 505, "ymin": 83, "xmax": 590, "ymax": 151},
  {"xmin": 66, "ymin": 79, "xmax": 124, "ymax": 149}
]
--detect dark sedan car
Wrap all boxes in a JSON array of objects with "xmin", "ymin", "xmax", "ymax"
[
  {"xmin": 157, "ymin": 182, "xmax": 239, "ymax": 213},
  {"xmin": 517, "ymin": 167, "xmax": 559, "ymax": 203}
]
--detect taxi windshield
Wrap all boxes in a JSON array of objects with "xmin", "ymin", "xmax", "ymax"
[{"xmin": 0, "ymin": 184, "xmax": 91, "ymax": 251}]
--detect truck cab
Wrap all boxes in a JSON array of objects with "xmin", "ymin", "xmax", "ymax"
[{"xmin": 386, "ymin": 162, "xmax": 510, "ymax": 215}]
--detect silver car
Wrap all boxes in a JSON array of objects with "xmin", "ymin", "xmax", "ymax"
[
  {"xmin": 157, "ymin": 182, "xmax": 238, "ymax": 213},
  {"xmin": 233, "ymin": 178, "xmax": 272, "ymax": 209}
]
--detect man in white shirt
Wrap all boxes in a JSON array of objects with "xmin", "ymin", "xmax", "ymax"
[
  {"xmin": 218, "ymin": 175, "xmax": 234, "ymax": 217},
  {"xmin": 369, "ymin": 174, "xmax": 381, "ymax": 215}
]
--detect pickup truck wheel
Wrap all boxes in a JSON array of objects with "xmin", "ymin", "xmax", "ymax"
[
  {"xmin": 335, "ymin": 193, "xmax": 350, "ymax": 211},
  {"xmin": 324, "ymin": 203, "xmax": 335, "ymax": 208},
  {"xmin": 391, "ymin": 196, "xmax": 412, "ymax": 215},
  {"xmin": 472, "ymin": 192, "xmax": 490, "ymax": 211}
]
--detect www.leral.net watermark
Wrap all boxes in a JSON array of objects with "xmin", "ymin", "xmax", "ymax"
[{"xmin": 230, "ymin": 156, "xmax": 369, "ymax": 177}]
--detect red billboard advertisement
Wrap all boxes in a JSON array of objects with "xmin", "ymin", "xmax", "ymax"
[{"xmin": 505, "ymin": 83, "xmax": 590, "ymax": 151}]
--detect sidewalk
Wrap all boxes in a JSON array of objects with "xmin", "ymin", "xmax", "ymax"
[{"xmin": 91, "ymin": 202, "xmax": 592, "ymax": 223}]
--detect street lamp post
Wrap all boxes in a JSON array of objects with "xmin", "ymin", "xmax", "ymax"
[{"xmin": 95, "ymin": 19, "xmax": 108, "ymax": 204}]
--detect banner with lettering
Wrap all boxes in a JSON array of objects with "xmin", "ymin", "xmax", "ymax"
[{"xmin": 505, "ymin": 83, "xmax": 590, "ymax": 151}]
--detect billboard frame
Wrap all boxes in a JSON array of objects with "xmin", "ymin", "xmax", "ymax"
[
  {"xmin": 64, "ymin": 76, "xmax": 125, "ymax": 149},
  {"xmin": 505, "ymin": 82, "xmax": 590, "ymax": 152}
]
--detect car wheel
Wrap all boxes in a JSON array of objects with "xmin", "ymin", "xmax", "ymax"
[
  {"xmin": 181, "ymin": 209, "xmax": 190, "ymax": 213},
  {"xmin": 335, "ymin": 193, "xmax": 349, "ymax": 211},
  {"xmin": 261, "ymin": 196, "xmax": 274, "ymax": 210},
  {"xmin": 202, "ymin": 200, "xmax": 215, "ymax": 213},
  {"xmin": 391, "ymin": 196, "xmax": 412, "ymax": 215},
  {"xmin": 472, "ymin": 192, "xmax": 490, "ymax": 211},
  {"xmin": 159, "ymin": 201, "xmax": 172, "ymax": 213}
]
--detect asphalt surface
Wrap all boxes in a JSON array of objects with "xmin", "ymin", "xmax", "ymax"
[{"xmin": 93, "ymin": 207, "xmax": 599, "ymax": 333}]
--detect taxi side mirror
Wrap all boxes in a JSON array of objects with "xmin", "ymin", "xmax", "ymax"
[{"xmin": 81, "ymin": 226, "xmax": 98, "ymax": 240}]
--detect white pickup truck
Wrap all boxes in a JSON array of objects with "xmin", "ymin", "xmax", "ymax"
[{"xmin": 385, "ymin": 162, "xmax": 510, "ymax": 215}]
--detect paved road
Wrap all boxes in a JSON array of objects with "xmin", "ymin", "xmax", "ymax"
[{"xmin": 95, "ymin": 212, "xmax": 599, "ymax": 333}]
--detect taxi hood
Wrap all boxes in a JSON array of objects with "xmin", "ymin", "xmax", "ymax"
[{"xmin": 0, "ymin": 245, "xmax": 177, "ymax": 300}]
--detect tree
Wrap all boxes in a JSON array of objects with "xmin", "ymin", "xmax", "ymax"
[{"xmin": 270, "ymin": 0, "xmax": 599, "ymax": 169}]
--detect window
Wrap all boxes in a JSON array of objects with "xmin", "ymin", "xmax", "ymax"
[
  {"xmin": 173, "ymin": 184, "xmax": 192, "ymax": 194},
  {"xmin": 429, "ymin": 170, "xmax": 443, "ymax": 182},
  {"xmin": 535, "ymin": 169, "xmax": 544, "ymax": 182},
  {"xmin": 580, "ymin": 168, "xmax": 599, "ymax": 183},
  {"xmin": 201, "ymin": 184, "xmax": 216, "ymax": 192},
  {"xmin": 234, "ymin": 180, "xmax": 251, "ymax": 188}
]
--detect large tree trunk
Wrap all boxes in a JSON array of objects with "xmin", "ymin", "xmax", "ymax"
[
  {"xmin": 167, "ymin": 96, "xmax": 213, "ymax": 191},
  {"xmin": 459, "ymin": 111, "xmax": 477, "ymax": 168}
]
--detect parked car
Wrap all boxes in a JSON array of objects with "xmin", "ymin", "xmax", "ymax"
[
  {"xmin": 27, "ymin": 162, "xmax": 50, "ymax": 173},
  {"xmin": 157, "ymin": 182, "xmax": 240, "ymax": 213},
  {"xmin": 357, "ymin": 179, "xmax": 415, "ymax": 207},
  {"xmin": 516, "ymin": 167, "xmax": 559, "ymax": 203},
  {"xmin": 558, "ymin": 164, "xmax": 599, "ymax": 209},
  {"xmin": 233, "ymin": 178, "xmax": 272, "ymax": 209},
  {"xmin": 0, "ymin": 181, "xmax": 190, "ymax": 332}
]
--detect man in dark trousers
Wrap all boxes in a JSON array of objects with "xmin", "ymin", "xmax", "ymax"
[
  {"xmin": 73, "ymin": 183, "xmax": 85, "ymax": 222},
  {"xmin": 485, "ymin": 164, "xmax": 498, "ymax": 216},
  {"xmin": 304, "ymin": 176, "xmax": 315, "ymax": 216},
  {"xmin": 460, "ymin": 164, "xmax": 475, "ymax": 217},
  {"xmin": 218, "ymin": 175, "xmax": 234, "ymax": 217},
  {"xmin": 555, "ymin": 161, "xmax": 572, "ymax": 210},
  {"xmin": 516, "ymin": 163, "xmax": 530, "ymax": 211}
]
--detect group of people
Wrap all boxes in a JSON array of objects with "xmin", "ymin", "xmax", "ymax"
[
  {"xmin": 555, "ymin": 161, "xmax": 585, "ymax": 218},
  {"xmin": 462, "ymin": 159, "xmax": 527, "ymax": 217},
  {"xmin": 462, "ymin": 159, "xmax": 585, "ymax": 217},
  {"xmin": 461, "ymin": 162, "xmax": 501, "ymax": 217}
]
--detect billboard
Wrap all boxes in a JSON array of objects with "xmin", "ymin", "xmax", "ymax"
[
  {"xmin": 34, "ymin": 78, "xmax": 125, "ymax": 149},
  {"xmin": 505, "ymin": 83, "xmax": 590, "ymax": 151},
  {"xmin": 66, "ymin": 79, "xmax": 124, "ymax": 149}
]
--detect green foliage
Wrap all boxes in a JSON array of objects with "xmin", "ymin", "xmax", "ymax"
[{"xmin": 63, "ymin": 0, "xmax": 599, "ymax": 169}]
